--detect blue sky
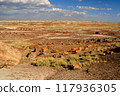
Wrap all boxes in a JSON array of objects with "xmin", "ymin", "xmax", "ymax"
[{"xmin": 0, "ymin": 0, "xmax": 120, "ymax": 22}]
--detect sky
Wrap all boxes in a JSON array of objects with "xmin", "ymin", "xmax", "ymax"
[{"xmin": 0, "ymin": 0, "xmax": 120, "ymax": 22}]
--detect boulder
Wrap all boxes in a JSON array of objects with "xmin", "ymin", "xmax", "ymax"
[
  {"xmin": 0, "ymin": 41, "xmax": 21, "ymax": 68},
  {"xmin": 68, "ymin": 64, "xmax": 81, "ymax": 70},
  {"xmin": 72, "ymin": 65, "xmax": 81, "ymax": 70}
]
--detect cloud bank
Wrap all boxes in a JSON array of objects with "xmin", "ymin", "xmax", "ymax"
[
  {"xmin": 0, "ymin": 0, "xmax": 88, "ymax": 18},
  {"xmin": 77, "ymin": 6, "xmax": 112, "ymax": 10},
  {"xmin": 0, "ymin": 0, "xmax": 117, "ymax": 22},
  {"xmin": 0, "ymin": 0, "xmax": 51, "ymax": 8}
]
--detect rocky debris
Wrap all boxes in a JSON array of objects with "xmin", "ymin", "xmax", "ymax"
[
  {"xmin": 51, "ymin": 50, "xmax": 58, "ymax": 53},
  {"xmin": 42, "ymin": 47, "xmax": 48, "ymax": 52},
  {"xmin": 106, "ymin": 43, "xmax": 111, "ymax": 46},
  {"xmin": 99, "ymin": 52, "xmax": 106, "ymax": 56},
  {"xmin": 25, "ymin": 46, "xmax": 49, "ymax": 58},
  {"xmin": 52, "ymin": 41, "xmax": 55, "ymax": 45},
  {"xmin": 0, "ymin": 41, "xmax": 21, "ymax": 68},
  {"xmin": 75, "ymin": 50, "xmax": 81, "ymax": 53},
  {"xmin": 69, "ymin": 47, "xmax": 81, "ymax": 54},
  {"xmin": 24, "ymin": 39, "xmax": 120, "ymax": 64},
  {"xmin": 105, "ymin": 51, "xmax": 114, "ymax": 55},
  {"xmin": 37, "ymin": 52, "xmax": 44, "ymax": 56},
  {"xmin": 68, "ymin": 64, "xmax": 81, "ymax": 70},
  {"xmin": 47, "ymin": 42, "xmax": 52, "ymax": 45},
  {"xmin": 111, "ymin": 51, "xmax": 114, "ymax": 54},
  {"xmin": 96, "ymin": 48, "xmax": 101, "ymax": 52},
  {"xmin": 63, "ymin": 52, "xmax": 69, "ymax": 55},
  {"xmin": 72, "ymin": 65, "xmax": 81, "ymax": 70},
  {"xmin": 52, "ymin": 54, "xmax": 62, "ymax": 58},
  {"xmin": 87, "ymin": 45, "xmax": 91, "ymax": 48},
  {"xmin": 52, "ymin": 54, "xmax": 57, "ymax": 58},
  {"xmin": 84, "ymin": 47, "xmax": 89, "ymax": 51},
  {"xmin": 86, "ymin": 37, "xmax": 120, "ymax": 43}
]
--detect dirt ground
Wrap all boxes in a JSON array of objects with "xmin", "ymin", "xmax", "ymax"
[
  {"xmin": 48, "ymin": 53, "xmax": 120, "ymax": 80},
  {"xmin": 0, "ymin": 60, "xmax": 57, "ymax": 80},
  {"xmin": 0, "ymin": 21, "xmax": 120, "ymax": 80}
]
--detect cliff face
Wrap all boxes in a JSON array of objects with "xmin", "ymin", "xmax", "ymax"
[{"xmin": 0, "ymin": 41, "xmax": 22, "ymax": 68}]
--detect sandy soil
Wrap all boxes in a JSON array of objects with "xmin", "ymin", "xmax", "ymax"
[{"xmin": 0, "ymin": 61, "xmax": 57, "ymax": 80}]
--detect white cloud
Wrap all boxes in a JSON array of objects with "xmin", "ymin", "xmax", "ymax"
[
  {"xmin": 0, "ymin": 0, "xmax": 51, "ymax": 8},
  {"xmin": 77, "ymin": 6, "xmax": 112, "ymax": 10},
  {"xmin": 77, "ymin": 6, "xmax": 99, "ymax": 10},
  {"xmin": 0, "ymin": 0, "xmax": 88, "ymax": 17},
  {"xmin": 0, "ymin": 6, "xmax": 87, "ymax": 17},
  {"xmin": 0, "ymin": 0, "xmax": 50, "ymax": 4},
  {"xmin": 39, "ymin": 8, "xmax": 87, "ymax": 16}
]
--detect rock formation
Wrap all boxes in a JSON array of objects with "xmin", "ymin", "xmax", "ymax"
[{"xmin": 0, "ymin": 41, "xmax": 21, "ymax": 68}]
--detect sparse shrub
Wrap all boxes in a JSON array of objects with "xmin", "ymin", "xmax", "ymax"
[
  {"xmin": 90, "ymin": 51, "xmax": 97, "ymax": 56},
  {"xmin": 36, "ymin": 57, "xmax": 68, "ymax": 67},
  {"xmin": 82, "ymin": 62, "xmax": 87, "ymax": 67},
  {"xmin": 77, "ymin": 62, "xmax": 82, "ymax": 67},
  {"xmin": 50, "ymin": 63, "xmax": 56, "ymax": 67},
  {"xmin": 69, "ymin": 55, "xmax": 79, "ymax": 61},
  {"xmin": 92, "ymin": 55, "xmax": 99, "ymax": 60},
  {"xmin": 69, "ymin": 59, "xmax": 78, "ymax": 65},
  {"xmin": 47, "ymin": 57, "xmax": 55, "ymax": 63},
  {"xmin": 114, "ymin": 42, "xmax": 120, "ymax": 47},
  {"xmin": 36, "ymin": 60, "xmax": 50, "ymax": 66},
  {"xmin": 84, "ymin": 52, "xmax": 89, "ymax": 56},
  {"xmin": 97, "ymin": 52, "xmax": 103, "ymax": 55},
  {"xmin": 55, "ymin": 59, "xmax": 68, "ymax": 67},
  {"xmin": 36, "ymin": 57, "xmax": 54, "ymax": 66}
]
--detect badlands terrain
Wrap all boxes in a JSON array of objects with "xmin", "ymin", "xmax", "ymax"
[{"xmin": 0, "ymin": 20, "xmax": 120, "ymax": 80}]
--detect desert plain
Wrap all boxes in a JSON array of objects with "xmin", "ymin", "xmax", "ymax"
[{"xmin": 0, "ymin": 20, "xmax": 120, "ymax": 80}]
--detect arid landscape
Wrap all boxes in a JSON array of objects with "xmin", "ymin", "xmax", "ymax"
[{"xmin": 0, "ymin": 20, "xmax": 120, "ymax": 80}]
